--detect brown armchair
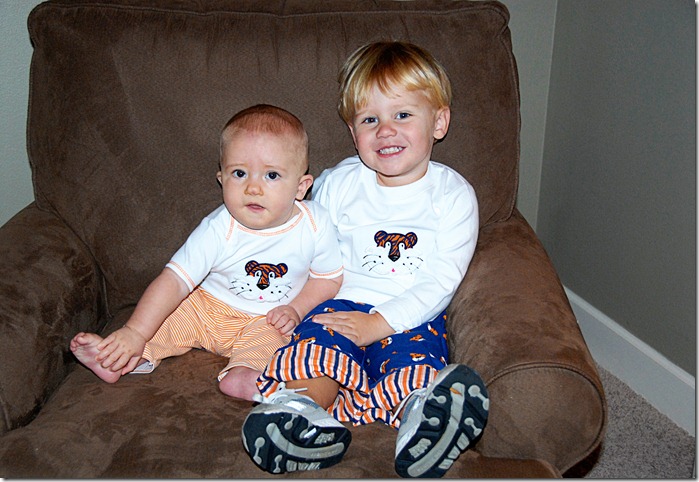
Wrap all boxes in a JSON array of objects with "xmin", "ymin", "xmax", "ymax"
[{"xmin": 0, "ymin": 0, "xmax": 605, "ymax": 477}]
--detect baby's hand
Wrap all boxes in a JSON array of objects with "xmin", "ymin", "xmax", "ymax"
[
  {"xmin": 266, "ymin": 305, "xmax": 300, "ymax": 336},
  {"xmin": 95, "ymin": 325, "xmax": 147, "ymax": 372}
]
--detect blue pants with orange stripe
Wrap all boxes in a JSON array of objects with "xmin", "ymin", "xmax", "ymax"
[{"xmin": 257, "ymin": 299, "xmax": 449, "ymax": 429}]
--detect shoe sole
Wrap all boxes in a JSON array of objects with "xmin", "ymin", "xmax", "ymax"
[
  {"xmin": 394, "ymin": 364, "xmax": 489, "ymax": 478},
  {"xmin": 242, "ymin": 409, "xmax": 352, "ymax": 474}
]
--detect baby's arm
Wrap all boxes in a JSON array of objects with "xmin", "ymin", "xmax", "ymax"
[
  {"xmin": 95, "ymin": 267, "xmax": 189, "ymax": 372},
  {"xmin": 266, "ymin": 275, "xmax": 343, "ymax": 336}
]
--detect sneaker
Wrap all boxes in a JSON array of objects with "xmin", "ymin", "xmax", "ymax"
[
  {"xmin": 242, "ymin": 384, "xmax": 352, "ymax": 474},
  {"xmin": 394, "ymin": 364, "xmax": 489, "ymax": 478}
]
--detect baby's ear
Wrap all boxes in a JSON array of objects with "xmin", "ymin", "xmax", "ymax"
[
  {"xmin": 216, "ymin": 171, "xmax": 223, "ymax": 186},
  {"xmin": 296, "ymin": 173, "xmax": 314, "ymax": 200}
]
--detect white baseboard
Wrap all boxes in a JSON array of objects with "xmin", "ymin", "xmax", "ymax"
[{"xmin": 565, "ymin": 287, "xmax": 696, "ymax": 437}]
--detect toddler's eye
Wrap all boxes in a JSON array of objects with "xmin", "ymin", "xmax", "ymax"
[
  {"xmin": 361, "ymin": 116, "xmax": 377, "ymax": 124},
  {"xmin": 266, "ymin": 171, "xmax": 280, "ymax": 180},
  {"xmin": 397, "ymin": 112, "xmax": 411, "ymax": 120},
  {"xmin": 233, "ymin": 169, "xmax": 246, "ymax": 178}
]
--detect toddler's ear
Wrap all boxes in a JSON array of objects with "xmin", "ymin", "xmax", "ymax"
[
  {"xmin": 348, "ymin": 123, "xmax": 359, "ymax": 150},
  {"xmin": 216, "ymin": 171, "xmax": 223, "ymax": 186},
  {"xmin": 433, "ymin": 106, "xmax": 451, "ymax": 141}
]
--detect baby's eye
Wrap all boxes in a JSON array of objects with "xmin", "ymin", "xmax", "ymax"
[
  {"xmin": 233, "ymin": 169, "xmax": 246, "ymax": 178},
  {"xmin": 266, "ymin": 171, "xmax": 281, "ymax": 181}
]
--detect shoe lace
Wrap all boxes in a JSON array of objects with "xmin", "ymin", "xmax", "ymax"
[{"xmin": 252, "ymin": 381, "xmax": 309, "ymax": 404}]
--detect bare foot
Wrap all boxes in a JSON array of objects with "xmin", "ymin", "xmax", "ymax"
[
  {"xmin": 219, "ymin": 366, "xmax": 262, "ymax": 401},
  {"xmin": 70, "ymin": 332, "xmax": 121, "ymax": 383}
]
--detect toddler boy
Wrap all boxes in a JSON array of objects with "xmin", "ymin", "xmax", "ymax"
[{"xmin": 242, "ymin": 43, "xmax": 488, "ymax": 477}]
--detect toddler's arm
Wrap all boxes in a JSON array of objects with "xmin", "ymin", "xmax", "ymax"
[
  {"xmin": 95, "ymin": 267, "xmax": 189, "ymax": 371},
  {"xmin": 374, "ymin": 185, "xmax": 478, "ymax": 332}
]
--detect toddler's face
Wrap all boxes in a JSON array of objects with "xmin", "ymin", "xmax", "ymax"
[
  {"xmin": 217, "ymin": 130, "xmax": 312, "ymax": 230},
  {"xmin": 348, "ymin": 83, "xmax": 449, "ymax": 187}
]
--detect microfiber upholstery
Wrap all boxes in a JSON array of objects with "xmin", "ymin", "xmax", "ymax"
[
  {"xmin": 0, "ymin": 0, "xmax": 605, "ymax": 477},
  {"xmin": 26, "ymin": 0, "xmax": 520, "ymax": 313}
]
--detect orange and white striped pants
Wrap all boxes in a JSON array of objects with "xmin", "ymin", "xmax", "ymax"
[{"xmin": 141, "ymin": 287, "xmax": 289, "ymax": 380}]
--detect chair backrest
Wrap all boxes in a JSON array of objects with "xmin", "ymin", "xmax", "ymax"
[{"xmin": 27, "ymin": 0, "xmax": 520, "ymax": 311}]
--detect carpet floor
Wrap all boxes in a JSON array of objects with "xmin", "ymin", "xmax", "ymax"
[{"xmin": 575, "ymin": 364, "xmax": 695, "ymax": 478}]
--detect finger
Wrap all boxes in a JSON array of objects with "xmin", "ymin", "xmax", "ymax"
[
  {"xmin": 95, "ymin": 343, "xmax": 116, "ymax": 362},
  {"xmin": 325, "ymin": 323, "xmax": 351, "ymax": 338},
  {"xmin": 318, "ymin": 318, "xmax": 352, "ymax": 331},
  {"xmin": 266, "ymin": 311, "xmax": 279, "ymax": 325},
  {"xmin": 268, "ymin": 315, "xmax": 286, "ymax": 329},
  {"xmin": 99, "ymin": 357, "xmax": 116, "ymax": 370},
  {"xmin": 121, "ymin": 357, "xmax": 141, "ymax": 375},
  {"xmin": 96, "ymin": 333, "xmax": 117, "ymax": 350},
  {"xmin": 99, "ymin": 354, "xmax": 115, "ymax": 369},
  {"xmin": 281, "ymin": 320, "xmax": 297, "ymax": 336},
  {"xmin": 112, "ymin": 350, "xmax": 135, "ymax": 372},
  {"xmin": 100, "ymin": 348, "xmax": 124, "ymax": 368},
  {"xmin": 312, "ymin": 313, "xmax": 341, "ymax": 326},
  {"xmin": 111, "ymin": 353, "xmax": 131, "ymax": 372}
]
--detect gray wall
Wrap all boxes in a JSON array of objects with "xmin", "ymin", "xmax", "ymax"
[
  {"xmin": 0, "ymin": 0, "xmax": 40, "ymax": 227},
  {"xmin": 1, "ymin": 1, "xmax": 696, "ymax": 376},
  {"xmin": 500, "ymin": 0, "xmax": 557, "ymax": 229},
  {"xmin": 538, "ymin": 0, "xmax": 696, "ymax": 375}
]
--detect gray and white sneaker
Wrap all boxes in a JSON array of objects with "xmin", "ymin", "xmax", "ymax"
[
  {"xmin": 394, "ymin": 364, "xmax": 489, "ymax": 478},
  {"xmin": 242, "ymin": 384, "xmax": 351, "ymax": 474}
]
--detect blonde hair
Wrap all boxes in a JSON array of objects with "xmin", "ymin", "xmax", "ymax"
[
  {"xmin": 338, "ymin": 41, "xmax": 452, "ymax": 124},
  {"xmin": 220, "ymin": 104, "xmax": 309, "ymax": 171}
]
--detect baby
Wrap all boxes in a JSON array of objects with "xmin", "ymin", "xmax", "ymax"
[{"xmin": 71, "ymin": 104, "xmax": 344, "ymax": 400}]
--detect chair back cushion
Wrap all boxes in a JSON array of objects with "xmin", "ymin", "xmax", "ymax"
[{"xmin": 27, "ymin": 0, "xmax": 519, "ymax": 311}]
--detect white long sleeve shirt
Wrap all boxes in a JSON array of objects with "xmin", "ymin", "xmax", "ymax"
[{"xmin": 313, "ymin": 155, "xmax": 478, "ymax": 332}]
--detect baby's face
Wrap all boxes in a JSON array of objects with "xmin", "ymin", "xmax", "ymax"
[
  {"xmin": 348, "ymin": 82, "xmax": 449, "ymax": 187},
  {"xmin": 217, "ymin": 130, "xmax": 312, "ymax": 230}
]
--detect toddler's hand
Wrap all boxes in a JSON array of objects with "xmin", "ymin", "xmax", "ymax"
[
  {"xmin": 266, "ymin": 305, "xmax": 300, "ymax": 336},
  {"xmin": 313, "ymin": 311, "xmax": 393, "ymax": 347}
]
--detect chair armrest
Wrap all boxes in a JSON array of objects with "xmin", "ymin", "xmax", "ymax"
[
  {"xmin": 447, "ymin": 210, "xmax": 606, "ymax": 473},
  {"xmin": 0, "ymin": 204, "xmax": 104, "ymax": 434}
]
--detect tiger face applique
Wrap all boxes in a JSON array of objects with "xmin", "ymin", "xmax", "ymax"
[
  {"xmin": 362, "ymin": 230, "xmax": 424, "ymax": 275},
  {"xmin": 229, "ymin": 260, "xmax": 292, "ymax": 303}
]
